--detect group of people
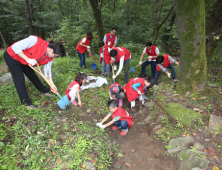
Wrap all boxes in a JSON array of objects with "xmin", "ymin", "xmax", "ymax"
[{"xmin": 4, "ymin": 28, "xmax": 179, "ymax": 136}]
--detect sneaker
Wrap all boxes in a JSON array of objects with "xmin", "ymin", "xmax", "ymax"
[
  {"xmin": 42, "ymin": 92, "xmax": 53, "ymax": 98},
  {"xmin": 25, "ymin": 105, "xmax": 37, "ymax": 109},
  {"xmin": 100, "ymin": 73, "xmax": 105, "ymax": 77},
  {"xmin": 119, "ymin": 100, "xmax": 123, "ymax": 107},
  {"xmin": 107, "ymin": 75, "xmax": 110, "ymax": 78},
  {"xmin": 131, "ymin": 107, "xmax": 136, "ymax": 112},
  {"xmin": 173, "ymin": 79, "xmax": 178, "ymax": 82},
  {"xmin": 120, "ymin": 128, "xmax": 128, "ymax": 136},
  {"xmin": 72, "ymin": 100, "xmax": 78, "ymax": 106},
  {"xmin": 142, "ymin": 94, "xmax": 149, "ymax": 100},
  {"xmin": 112, "ymin": 126, "xmax": 121, "ymax": 130}
]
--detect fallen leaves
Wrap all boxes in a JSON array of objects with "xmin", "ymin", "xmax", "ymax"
[
  {"xmin": 52, "ymin": 152, "xmax": 56, "ymax": 156},
  {"xmin": 212, "ymin": 166, "xmax": 220, "ymax": 170},
  {"xmin": 125, "ymin": 163, "xmax": 131, "ymax": 168},
  {"xmin": 56, "ymin": 158, "xmax": 61, "ymax": 163},
  {"xmin": 192, "ymin": 132, "xmax": 197, "ymax": 136},
  {"xmin": 183, "ymin": 133, "xmax": 189, "ymax": 137},
  {"xmin": 79, "ymin": 164, "xmax": 83, "ymax": 169},
  {"xmin": 47, "ymin": 157, "xmax": 51, "ymax": 162}
]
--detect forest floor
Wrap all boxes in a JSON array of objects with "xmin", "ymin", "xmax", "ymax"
[{"xmin": 1, "ymin": 57, "xmax": 222, "ymax": 170}]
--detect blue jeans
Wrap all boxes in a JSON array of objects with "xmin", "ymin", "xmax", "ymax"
[
  {"xmin": 113, "ymin": 120, "xmax": 129, "ymax": 130},
  {"xmin": 154, "ymin": 63, "xmax": 176, "ymax": 85},
  {"xmin": 141, "ymin": 60, "xmax": 156, "ymax": 79},
  {"xmin": 76, "ymin": 50, "xmax": 86, "ymax": 68},
  {"xmin": 102, "ymin": 58, "xmax": 111, "ymax": 75}
]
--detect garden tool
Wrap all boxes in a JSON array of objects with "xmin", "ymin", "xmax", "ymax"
[
  {"xmin": 112, "ymin": 64, "xmax": 115, "ymax": 83},
  {"xmin": 89, "ymin": 52, "xmax": 97, "ymax": 70},
  {"xmin": 129, "ymin": 59, "xmax": 147, "ymax": 74},
  {"xmin": 29, "ymin": 63, "xmax": 70, "ymax": 110}
]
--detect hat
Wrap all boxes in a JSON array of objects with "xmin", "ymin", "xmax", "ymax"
[{"xmin": 110, "ymin": 85, "xmax": 120, "ymax": 94}]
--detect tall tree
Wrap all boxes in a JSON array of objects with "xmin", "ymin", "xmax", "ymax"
[
  {"xmin": 89, "ymin": 0, "xmax": 105, "ymax": 41},
  {"xmin": 24, "ymin": 0, "xmax": 35, "ymax": 35},
  {"xmin": 205, "ymin": 0, "xmax": 222, "ymax": 65},
  {"xmin": 174, "ymin": 0, "xmax": 207, "ymax": 91}
]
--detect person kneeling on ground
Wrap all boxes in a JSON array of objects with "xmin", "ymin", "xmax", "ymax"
[
  {"xmin": 96, "ymin": 99, "xmax": 133, "ymax": 136},
  {"xmin": 125, "ymin": 76, "xmax": 154, "ymax": 112},
  {"xmin": 65, "ymin": 72, "xmax": 87, "ymax": 107},
  {"xmin": 109, "ymin": 82, "xmax": 126, "ymax": 107},
  {"xmin": 155, "ymin": 55, "xmax": 180, "ymax": 85},
  {"xmin": 99, "ymin": 41, "xmax": 111, "ymax": 77}
]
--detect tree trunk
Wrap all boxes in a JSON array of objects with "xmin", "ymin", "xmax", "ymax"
[
  {"xmin": 163, "ymin": 10, "xmax": 176, "ymax": 42},
  {"xmin": 0, "ymin": 29, "xmax": 7, "ymax": 49},
  {"xmin": 174, "ymin": 0, "xmax": 207, "ymax": 91},
  {"xmin": 24, "ymin": 0, "xmax": 35, "ymax": 35},
  {"xmin": 58, "ymin": 0, "xmax": 64, "ymax": 16},
  {"xmin": 205, "ymin": 0, "xmax": 222, "ymax": 65},
  {"xmin": 89, "ymin": 0, "xmax": 105, "ymax": 41}
]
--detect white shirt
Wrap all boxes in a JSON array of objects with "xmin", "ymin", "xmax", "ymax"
[
  {"xmin": 116, "ymin": 54, "xmax": 131, "ymax": 76},
  {"xmin": 143, "ymin": 47, "xmax": 160, "ymax": 61},
  {"xmin": 81, "ymin": 38, "xmax": 86, "ymax": 43},
  {"xmin": 69, "ymin": 84, "xmax": 80, "ymax": 101}
]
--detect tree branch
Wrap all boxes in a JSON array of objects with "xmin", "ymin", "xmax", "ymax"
[
  {"xmin": 153, "ymin": 0, "xmax": 158, "ymax": 9},
  {"xmin": 158, "ymin": 3, "xmax": 174, "ymax": 29}
]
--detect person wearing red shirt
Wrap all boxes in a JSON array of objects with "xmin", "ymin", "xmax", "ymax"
[
  {"xmin": 109, "ymin": 82, "xmax": 126, "ymax": 107},
  {"xmin": 76, "ymin": 31, "xmax": 93, "ymax": 68},
  {"xmin": 99, "ymin": 41, "xmax": 111, "ymax": 77},
  {"xmin": 139, "ymin": 42, "xmax": 160, "ymax": 79},
  {"xmin": 96, "ymin": 99, "xmax": 133, "ymax": 136},
  {"xmin": 4, "ymin": 35, "xmax": 66, "ymax": 109},
  {"xmin": 155, "ymin": 55, "xmax": 179, "ymax": 85},
  {"xmin": 110, "ymin": 47, "xmax": 131, "ymax": 86},
  {"xmin": 103, "ymin": 28, "xmax": 117, "ymax": 48}
]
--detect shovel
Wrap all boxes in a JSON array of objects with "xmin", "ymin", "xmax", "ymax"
[
  {"xmin": 112, "ymin": 64, "xmax": 115, "ymax": 83},
  {"xmin": 129, "ymin": 59, "xmax": 147, "ymax": 74},
  {"xmin": 29, "ymin": 63, "xmax": 70, "ymax": 110},
  {"xmin": 89, "ymin": 52, "xmax": 97, "ymax": 70}
]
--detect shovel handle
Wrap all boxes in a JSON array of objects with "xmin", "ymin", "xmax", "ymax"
[
  {"xmin": 29, "ymin": 63, "xmax": 59, "ymax": 95},
  {"xmin": 112, "ymin": 64, "xmax": 115, "ymax": 82},
  {"xmin": 134, "ymin": 59, "xmax": 148, "ymax": 68}
]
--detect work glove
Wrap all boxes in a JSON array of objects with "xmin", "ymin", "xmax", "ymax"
[
  {"xmin": 87, "ymin": 46, "xmax": 90, "ymax": 52},
  {"xmin": 96, "ymin": 123, "xmax": 102, "ymax": 127},
  {"xmin": 147, "ymin": 56, "xmax": 152, "ymax": 61},
  {"xmin": 27, "ymin": 59, "xmax": 37, "ymax": 66},
  {"xmin": 51, "ymin": 85, "xmax": 57, "ymax": 94},
  {"xmin": 139, "ymin": 61, "xmax": 142, "ymax": 65},
  {"xmin": 167, "ymin": 73, "xmax": 171, "ymax": 79},
  {"xmin": 99, "ymin": 125, "xmax": 105, "ymax": 129},
  {"xmin": 89, "ymin": 52, "xmax": 92, "ymax": 57},
  {"xmin": 113, "ymin": 75, "xmax": 117, "ymax": 79}
]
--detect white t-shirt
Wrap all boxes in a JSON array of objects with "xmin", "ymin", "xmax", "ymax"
[
  {"xmin": 143, "ymin": 47, "xmax": 160, "ymax": 61},
  {"xmin": 69, "ymin": 84, "xmax": 80, "ymax": 101},
  {"xmin": 81, "ymin": 38, "xmax": 86, "ymax": 43}
]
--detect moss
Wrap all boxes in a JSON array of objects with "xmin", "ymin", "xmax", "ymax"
[
  {"xmin": 180, "ymin": 153, "xmax": 190, "ymax": 160},
  {"xmin": 165, "ymin": 102, "xmax": 203, "ymax": 127}
]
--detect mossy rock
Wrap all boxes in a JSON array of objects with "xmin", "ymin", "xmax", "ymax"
[{"xmin": 165, "ymin": 102, "xmax": 202, "ymax": 127}]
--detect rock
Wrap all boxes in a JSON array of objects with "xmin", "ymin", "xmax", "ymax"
[
  {"xmin": 191, "ymin": 168, "xmax": 202, "ymax": 170},
  {"xmin": 0, "ymin": 73, "xmax": 13, "ymax": 86},
  {"xmin": 209, "ymin": 114, "xmax": 222, "ymax": 132},
  {"xmin": 87, "ymin": 109, "xmax": 90, "ymax": 113},
  {"xmin": 153, "ymin": 124, "xmax": 162, "ymax": 131},
  {"xmin": 165, "ymin": 99, "xmax": 171, "ymax": 102},
  {"xmin": 0, "ymin": 63, "xmax": 9, "ymax": 74},
  {"xmin": 178, "ymin": 149, "xmax": 208, "ymax": 161},
  {"xmin": 165, "ymin": 90, "xmax": 174, "ymax": 96},
  {"xmin": 208, "ymin": 84, "xmax": 217, "ymax": 88},
  {"xmin": 85, "ymin": 161, "xmax": 95, "ymax": 170},
  {"xmin": 144, "ymin": 115, "xmax": 152, "ymax": 123},
  {"xmin": 167, "ymin": 136, "xmax": 194, "ymax": 154},
  {"xmin": 185, "ymin": 92, "xmax": 190, "ymax": 97},
  {"xmin": 193, "ymin": 142, "xmax": 205, "ymax": 150},
  {"xmin": 179, "ymin": 155, "xmax": 210, "ymax": 170},
  {"xmin": 144, "ymin": 101, "xmax": 155, "ymax": 108}
]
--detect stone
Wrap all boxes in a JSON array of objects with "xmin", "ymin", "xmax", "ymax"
[
  {"xmin": 0, "ymin": 73, "xmax": 13, "ymax": 86},
  {"xmin": 0, "ymin": 63, "xmax": 9, "ymax": 74},
  {"xmin": 85, "ymin": 161, "xmax": 95, "ymax": 170},
  {"xmin": 144, "ymin": 101, "xmax": 155, "ymax": 108},
  {"xmin": 178, "ymin": 149, "xmax": 208, "ymax": 161},
  {"xmin": 87, "ymin": 109, "xmax": 90, "ymax": 113},
  {"xmin": 144, "ymin": 115, "xmax": 152, "ymax": 123},
  {"xmin": 179, "ymin": 155, "xmax": 210, "ymax": 170},
  {"xmin": 208, "ymin": 84, "xmax": 217, "ymax": 88},
  {"xmin": 167, "ymin": 136, "xmax": 194, "ymax": 154},
  {"xmin": 191, "ymin": 168, "xmax": 202, "ymax": 170},
  {"xmin": 209, "ymin": 114, "xmax": 222, "ymax": 132},
  {"xmin": 193, "ymin": 142, "xmax": 205, "ymax": 150},
  {"xmin": 165, "ymin": 90, "xmax": 174, "ymax": 96},
  {"xmin": 153, "ymin": 124, "xmax": 162, "ymax": 131}
]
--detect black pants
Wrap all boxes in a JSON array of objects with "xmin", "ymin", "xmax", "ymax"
[{"xmin": 3, "ymin": 51, "xmax": 49, "ymax": 105}]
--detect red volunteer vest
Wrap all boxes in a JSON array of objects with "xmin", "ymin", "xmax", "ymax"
[
  {"xmin": 65, "ymin": 80, "xmax": 81, "ymax": 100},
  {"xmin": 146, "ymin": 45, "xmax": 157, "ymax": 61},
  {"xmin": 106, "ymin": 33, "xmax": 116, "ymax": 48},
  {"xmin": 76, "ymin": 36, "xmax": 91, "ymax": 54},
  {"xmin": 100, "ymin": 45, "xmax": 111, "ymax": 64},
  {"xmin": 125, "ymin": 78, "xmax": 145, "ymax": 102},
  {"xmin": 156, "ymin": 54, "xmax": 171, "ymax": 71},
  {"xmin": 112, "ymin": 47, "xmax": 130, "ymax": 63},
  {"xmin": 109, "ymin": 82, "xmax": 125, "ymax": 92},
  {"xmin": 7, "ymin": 36, "xmax": 53, "ymax": 66},
  {"xmin": 111, "ymin": 107, "xmax": 133, "ymax": 128}
]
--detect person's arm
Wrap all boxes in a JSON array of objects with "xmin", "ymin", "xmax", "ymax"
[
  {"xmin": 139, "ymin": 47, "xmax": 147, "ymax": 62},
  {"xmin": 101, "ymin": 114, "xmax": 111, "ymax": 124},
  {"xmin": 108, "ymin": 90, "xmax": 112, "ymax": 99},
  {"xmin": 79, "ymin": 38, "xmax": 88, "ymax": 48},
  {"xmin": 103, "ymin": 35, "xmax": 107, "ymax": 44},
  {"xmin": 158, "ymin": 64, "xmax": 167, "ymax": 72},
  {"xmin": 112, "ymin": 36, "xmax": 117, "ymax": 48},
  {"xmin": 104, "ymin": 120, "xmax": 115, "ymax": 128},
  {"xmin": 115, "ymin": 56, "xmax": 124, "ymax": 76},
  {"xmin": 76, "ymin": 86, "xmax": 81, "ymax": 107},
  {"xmin": 168, "ymin": 56, "xmax": 179, "ymax": 65},
  {"xmin": 132, "ymin": 83, "xmax": 142, "ymax": 95}
]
